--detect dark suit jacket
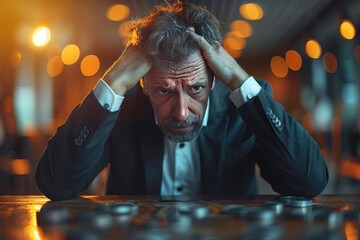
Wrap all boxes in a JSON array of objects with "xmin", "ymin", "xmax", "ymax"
[{"xmin": 35, "ymin": 79, "xmax": 328, "ymax": 201}]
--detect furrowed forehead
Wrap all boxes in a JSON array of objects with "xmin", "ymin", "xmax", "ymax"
[
  {"xmin": 152, "ymin": 51, "xmax": 207, "ymax": 73},
  {"xmin": 146, "ymin": 60, "xmax": 209, "ymax": 85},
  {"xmin": 143, "ymin": 51, "xmax": 212, "ymax": 86}
]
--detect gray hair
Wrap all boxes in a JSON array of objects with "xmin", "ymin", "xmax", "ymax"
[{"xmin": 129, "ymin": 1, "xmax": 222, "ymax": 64}]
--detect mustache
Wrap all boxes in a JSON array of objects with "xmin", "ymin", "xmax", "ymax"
[{"xmin": 162, "ymin": 114, "xmax": 200, "ymax": 127}]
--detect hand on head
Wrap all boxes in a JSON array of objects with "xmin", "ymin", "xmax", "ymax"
[
  {"xmin": 186, "ymin": 29, "xmax": 249, "ymax": 91},
  {"xmin": 102, "ymin": 44, "xmax": 152, "ymax": 96},
  {"xmin": 102, "ymin": 2, "xmax": 250, "ymax": 96}
]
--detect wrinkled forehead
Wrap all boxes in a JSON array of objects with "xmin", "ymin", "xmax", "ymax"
[{"xmin": 146, "ymin": 51, "xmax": 210, "ymax": 82}]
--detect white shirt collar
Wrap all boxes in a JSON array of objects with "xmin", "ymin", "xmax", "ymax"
[{"xmin": 202, "ymin": 97, "xmax": 210, "ymax": 127}]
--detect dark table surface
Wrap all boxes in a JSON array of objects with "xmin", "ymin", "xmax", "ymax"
[{"xmin": 0, "ymin": 194, "xmax": 359, "ymax": 239}]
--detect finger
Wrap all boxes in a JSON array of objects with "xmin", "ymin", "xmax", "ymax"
[{"xmin": 186, "ymin": 29, "xmax": 213, "ymax": 52}]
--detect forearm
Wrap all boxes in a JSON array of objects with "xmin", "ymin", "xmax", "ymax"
[
  {"xmin": 238, "ymin": 84, "xmax": 328, "ymax": 197},
  {"xmin": 35, "ymin": 92, "xmax": 118, "ymax": 201},
  {"xmin": 101, "ymin": 44, "xmax": 152, "ymax": 96}
]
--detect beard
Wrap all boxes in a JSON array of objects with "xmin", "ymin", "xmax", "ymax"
[{"xmin": 159, "ymin": 113, "xmax": 203, "ymax": 142}]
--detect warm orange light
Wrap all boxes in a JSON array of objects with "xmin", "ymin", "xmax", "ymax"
[
  {"xmin": 322, "ymin": 53, "xmax": 337, "ymax": 73},
  {"xmin": 305, "ymin": 39, "xmax": 322, "ymax": 59},
  {"xmin": 223, "ymin": 32, "xmax": 246, "ymax": 50},
  {"xmin": 47, "ymin": 56, "xmax": 63, "ymax": 77},
  {"xmin": 9, "ymin": 51, "xmax": 22, "ymax": 69},
  {"xmin": 107, "ymin": 4, "xmax": 130, "ymax": 22},
  {"xmin": 118, "ymin": 20, "xmax": 132, "ymax": 37},
  {"xmin": 344, "ymin": 222, "xmax": 358, "ymax": 240},
  {"xmin": 285, "ymin": 50, "xmax": 302, "ymax": 71},
  {"xmin": 340, "ymin": 19, "xmax": 356, "ymax": 40},
  {"xmin": 230, "ymin": 20, "xmax": 253, "ymax": 38},
  {"xmin": 26, "ymin": 204, "xmax": 43, "ymax": 240},
  {"xmin": 81, "ymin": 55, "xmax": 100, "ymax": 77},
  {"xmin": 239, "ymin": 3, "xmax": 264, "ymax": 21},
  {"xmin": 339, "ymin": 158, "xmax": 360, "ymax": 181},
  {"xmin": 61, "ymin": 44, "xmax": 80, "ymax": 65},
  {"xmin": 10, "ymin": 159, "xmax": 31, "ymax": 175},
  {"xmin": 224, "ymin": 47, "xmax": 242, "ymax": 59},
  {"xmin": 270, "ymin": 56, "xmax": 288, "ymax": 78},
  {"xmin": 32, "ymin": 26, "xmax": 51, "ymax": 47}
]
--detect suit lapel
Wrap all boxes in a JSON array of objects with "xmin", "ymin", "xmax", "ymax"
[
  {"xmin": 137, "ymin": 113, "xmax": 164, "ymax": 195},
  {"xmin": 198, "ymin": 82, "xmax": 230, "ymax": 194}
]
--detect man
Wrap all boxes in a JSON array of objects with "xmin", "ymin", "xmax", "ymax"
[{"xmin": 35, "ymin": 2, "xmax": 328, "ymax": 201}]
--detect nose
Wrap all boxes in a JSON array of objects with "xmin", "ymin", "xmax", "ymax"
[{"xmin": 172, "ymin": 92, "xmax": 189, "ymax": 122}]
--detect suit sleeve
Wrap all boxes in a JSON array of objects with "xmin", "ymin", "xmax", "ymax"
[
  {"xmin": 35, "ymin": 92, "xmax": 118, "ymax": 201},
  {"xmin": 238, "ymin": 81, "xmax": 329, "ymax": 198}
]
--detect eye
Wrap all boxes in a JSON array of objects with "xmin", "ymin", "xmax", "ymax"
[
  {"xmin": 158, "ymin": 89, "xmax": 170, "ymax": 95},
  {"xmin": 188, "ymin": 85, "xmax": 204, "ymax": 94}
]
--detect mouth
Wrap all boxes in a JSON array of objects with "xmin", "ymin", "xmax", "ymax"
[{"xmin": 167, "ymin": 124, "xmax": 194, "ymax": 133}]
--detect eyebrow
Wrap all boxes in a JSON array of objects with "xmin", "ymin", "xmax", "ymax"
[{"xmin": 151, "ymin": 78, "xmax": 208, "ymax": 90}]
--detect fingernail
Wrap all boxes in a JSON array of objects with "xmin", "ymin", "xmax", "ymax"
[{"xmin": 186, "ymin": 29, "xmax": 194, "ymax": 35}]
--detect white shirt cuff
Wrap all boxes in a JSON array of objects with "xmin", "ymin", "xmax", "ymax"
[
  {"xmin": 229, "ymin": 76, "xmax": 261, "ymax": 108},
  {"xmin": 93, "ymin": 79, "xmax": 124, "ymax": 112}
]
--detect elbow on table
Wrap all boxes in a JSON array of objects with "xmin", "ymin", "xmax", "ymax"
[
  {"xmin": 305, "ymin": 168, "xmax": 329, "ymax": 198},
  {"xmin": 272, "ymin": 167, "xmax": 329, "ymax": 199},
  {"xmin": 35, "ymin": 173, "xmax": 79, "ymax": 201},
  {"xmin": 291, "ymin": 168, "xmax": 330, "ymax": 199},
  {"xmin": 294, "ymin": 156, "xmax": 330, "ymax": 198}
]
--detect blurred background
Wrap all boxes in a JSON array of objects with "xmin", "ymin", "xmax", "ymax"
[{"xmin": 0, "ymin": 0, "xmax": 359, "ymax": 195}]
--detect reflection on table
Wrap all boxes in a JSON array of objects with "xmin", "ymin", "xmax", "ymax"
[{"xmin": 0, "ymin": 195, "xmax": 359, "ymax": 239}]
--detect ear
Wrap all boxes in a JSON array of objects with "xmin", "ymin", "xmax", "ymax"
[{"xmin": 140, "ymin": 78, "xmax": 148, "ymax": 95}]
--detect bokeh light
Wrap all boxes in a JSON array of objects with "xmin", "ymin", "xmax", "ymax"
[
  {"xmin": 322, "ymin": 52, "xmax": 337, "ymax": 73},
  {"xmin": 230, "ymin": 20, "xmax": 253, "ymax": 38},
  {"xmin": 223, "ymin": 31, "xmax": 247, "ymax": 50},
  {"xmin": 285, "ymin": 50, "xmax": 302, "ymax": 71},
  {"xmin": 239, "ymin": 3, "xmax": 264, "ymax": 21},
  {"xmin": 305, "ymin": 39, "xmax": 322, "ymax": 59},
  {"xmin": 271, "ymin": 56, "xmax": 288, "ymax": 78},
  {"xmin": 32, "ymin": 26, "xmax": 51, "ymax": 47},
  {"xmin": 10, "ymin": 159, "xmax": 31, "ymax": 175},
  {"xmin": 107, "ymin": 4, "xmax": 130, "ymax": 22},
  {"xmin": 81, "ymin": 55, "xmax": 100, "ymax": 77},
  {"xmin": 61, "ymin": 44, "xmax": 80, "ymax": 65},
  {"xmin": 339, "ymin": 19, "xmax": 356, "ymax": 40},
  {"xmin": 47, "ymin": 56, "xmax": 63, "ymax": 77}
]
